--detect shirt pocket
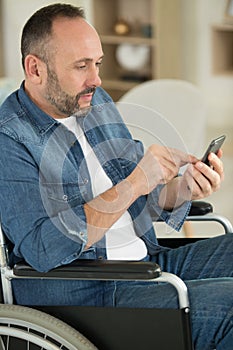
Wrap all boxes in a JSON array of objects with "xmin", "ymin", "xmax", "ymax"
[{"xmin": 40, "ymin": 181, "xmax": 88, "ymax": 216}]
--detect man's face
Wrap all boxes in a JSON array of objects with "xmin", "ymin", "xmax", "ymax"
[
  {"xmin": 45, "ymin": 63, "xmax": 96, "ymax": 117},
  {"xmin": 42, "ymin": 17, "xmax": 103, "ymax": 118}
]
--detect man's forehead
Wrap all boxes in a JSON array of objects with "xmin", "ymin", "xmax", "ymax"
[
  {"xmin": 51, "ymin": 17, "xmax": 102, "ymax": 51},
  {"xmin": 51, "ymin": 17, "xmax": 94, "ymax": 38}
]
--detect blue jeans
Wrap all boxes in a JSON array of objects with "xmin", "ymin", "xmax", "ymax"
[{"xmin": 13, "ymin": 233, "xmax": 233, "ymax": 350}]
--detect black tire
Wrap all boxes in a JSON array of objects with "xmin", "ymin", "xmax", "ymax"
[{"xmin": 0, "ymin": 304, "xmax": 98, "ymax": 350}]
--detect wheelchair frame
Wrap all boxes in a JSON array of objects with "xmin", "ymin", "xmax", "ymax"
[
  {"xmin": 0, "ymin": 224, "xmax": 193, "ymax": 349},
  {"xmin": 0, "ymin": 203, "xmax": 232, "ymax": 349}
]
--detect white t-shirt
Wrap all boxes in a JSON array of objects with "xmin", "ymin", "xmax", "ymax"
[{"xmin": 58, "ymin": 116, "xmax": 147, "ymax": 260}]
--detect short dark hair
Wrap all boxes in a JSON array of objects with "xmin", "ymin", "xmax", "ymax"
[{"xmin": 21, "ymin": 3, "xmax": 85, "ymax": 70}]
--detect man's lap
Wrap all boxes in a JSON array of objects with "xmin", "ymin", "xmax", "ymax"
[
  {"xmin": 154, "ymin": 233, "xmax": 233, "ymax": 280},
  {"xmin": 13, "ymin": 233, "xmax": 233, "ymax": 307}
]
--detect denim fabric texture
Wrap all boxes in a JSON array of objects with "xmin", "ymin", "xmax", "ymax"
[
  {"xmin": 0, "ymin": 83, "xmax": 232, "ymax": 349},
  {"xmin": 12, "ymin": 233, "xmax": 233, "ymax": 350},
  {"xmin": 0, "ymin": 83, "xmax": 189, "ymax": 271}
]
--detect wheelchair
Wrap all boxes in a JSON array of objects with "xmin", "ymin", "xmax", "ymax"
[{"xmin": 0, "ymin": 201, "xmax": 232, "ymax": 350}]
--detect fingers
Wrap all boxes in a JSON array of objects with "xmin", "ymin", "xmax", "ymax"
[
  {"xmin": 184, "ymin": 153, "xmax": 224, "ymax": 200},
  {"xmin": 216, "ymin": 149, "xmax": 223, "ymax": 159},
  {"xmin": 137, "ymin": 144, "xmax": 219, "ymax": 197},
  {"xmin": 136, "ymin": 145, "xmax": 189, "ymax": 195},
  {"xmin": 146, "ymin": 146, "xmax": 178, "ymax": 184},
  {"xmin": 192, "ymin": 164, "xmax": 215, "ymax": 197},
  {"xmin": 170, "ymin": 149, "xmax": 198, "ymax": 169},
  {"xmin": 208, "ymin": 152, "xmax": 224, "ymax": 181},
  {"xmin": 149, "ymin": 145, "xmax": 197, "ymax": 167},
  {"xmin": 196, "ymin": 152, "xmax": 224, "ymax": 185},
  {"xmin": 148, "ymin": 145, "xmax": 198, "ymax": 187}
]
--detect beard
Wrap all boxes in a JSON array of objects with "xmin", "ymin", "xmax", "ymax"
[{"xmin": 45, "ymin": 65, "xmax": 96, "ymax": 117}]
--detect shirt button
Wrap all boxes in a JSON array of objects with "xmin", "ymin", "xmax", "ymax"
[
  {"xmin": 84, "ymin": 178, "xmax": 89, "ymax": 184},
  {"xmin": 98, "ymin": 256, "xmax": 103, "ymax": 260},
  {"xmin": 63, "ymin": 194, "xmax": 68, "ymax": 201}
]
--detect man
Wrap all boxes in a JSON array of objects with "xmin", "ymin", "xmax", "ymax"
[{"xmin": 0, "ymin": 4, "xmax": 232, "ymax": 349}]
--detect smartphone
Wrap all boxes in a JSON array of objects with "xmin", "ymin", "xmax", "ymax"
[{"xmin": 202, "ymin": 135, "xmax": 226, "ymax": 166}]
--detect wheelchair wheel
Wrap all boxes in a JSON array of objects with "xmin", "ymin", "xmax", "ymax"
[{"xmin": 0, "ymin": 304, "xmax": 97, "ymax": 350}]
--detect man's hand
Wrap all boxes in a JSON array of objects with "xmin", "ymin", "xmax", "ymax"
[
  {"xmin": 182, "ymin": 151, "xmax": 224, "ymax": 201},
  {"xmin": 128, "ymin": 144, "xmax": 197, "ymax": 198}
]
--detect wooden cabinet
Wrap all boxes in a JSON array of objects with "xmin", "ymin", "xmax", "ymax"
[
  {"xmin": 92, "ymin": 0, "xmax": 182, "ymax": 100},
  {"xmin": 212, "ymin": 24, "xmax": 233, "ymax": 76}
]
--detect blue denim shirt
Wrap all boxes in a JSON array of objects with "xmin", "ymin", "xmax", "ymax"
[{"xmin": 0, "ymin": 83, "xmax": 190, "ymax": 272}]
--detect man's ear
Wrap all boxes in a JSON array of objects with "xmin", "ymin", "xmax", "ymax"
[{"xmin": 24, "ymin": 55, "xmax": 46, "ymax": 83}]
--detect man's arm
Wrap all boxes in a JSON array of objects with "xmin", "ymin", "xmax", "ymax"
[{"xmin": 84, "ymin": 144, "xmax": 196, "ymax": 248}]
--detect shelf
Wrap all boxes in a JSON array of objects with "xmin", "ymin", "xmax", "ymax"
[
  {"xmin": 100, "ymin": 34, "xmax": 155, "ymax": 46},
  {"xmin": 212, "ymin": 24, "xmax": 233, "ymax": 75},
  {"xmin": 102, "ymin": 79, "xmax": 141, "ymax": 90},
  {"xmin": 212, "ymin": 23, "xmax": 233, "ymax": 31},
  {"xmin": 211, "ymin": 70, "xmax": 233, "ymax": 76},
  {"xmin": 93, "ymin": 0, "xmax": 182, "ymax": 100}
]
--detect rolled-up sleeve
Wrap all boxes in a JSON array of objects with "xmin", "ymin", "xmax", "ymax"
[{"xmin": 147, "ymin": 183, "xmax": 191, "ymax": 231}]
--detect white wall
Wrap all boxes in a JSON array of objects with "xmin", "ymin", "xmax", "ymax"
[
  {"xmin": 1, "ymin": 0, "xmax": 93, "ymax": 83},
  {"xmin": 181, "ymin": 0, "xmax": 233, "ymax": 128}
]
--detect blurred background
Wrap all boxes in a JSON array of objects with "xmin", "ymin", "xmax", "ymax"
[{"xmin": 0, "ymin": 0, "xmax": 232, "ymax": 236}]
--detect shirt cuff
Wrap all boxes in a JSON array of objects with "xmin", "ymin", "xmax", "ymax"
[
  {"xmin": 148, "ymin": 183, "xmax": 192, "ymax": 231},
  {"xmin": 58, "ymin": 205, "xmax": 88, "ymax": 244}
]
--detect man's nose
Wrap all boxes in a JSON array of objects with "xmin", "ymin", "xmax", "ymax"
[{"xmin": 86, "ymin": 66, "xmax": 102, "ymax": 87}]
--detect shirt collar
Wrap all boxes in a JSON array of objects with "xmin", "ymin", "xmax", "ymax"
[{"xmin": 18, "ymin": 81, "xmax": 58, "ymax": 134}]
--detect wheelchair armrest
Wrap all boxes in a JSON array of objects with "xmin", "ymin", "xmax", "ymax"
[
  {"xmin": 188, "ymin": 201, "xmax": 213, "ymax": 216},
  {"xmin": 13, "ymin": 259, "xmax": 161, "ymax": 280},
  {"xmin": 11, "ymin": 261, "xmax": 190, "ymax": 310}
]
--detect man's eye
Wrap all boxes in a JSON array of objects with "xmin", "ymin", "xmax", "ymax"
[
  {"xmin": 96, "ymin": 61, "xmax": 102, "ymax": 67},
  {"xmin": 78, "ymin": 65, "xmax": 86, "ymax": 70}
]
